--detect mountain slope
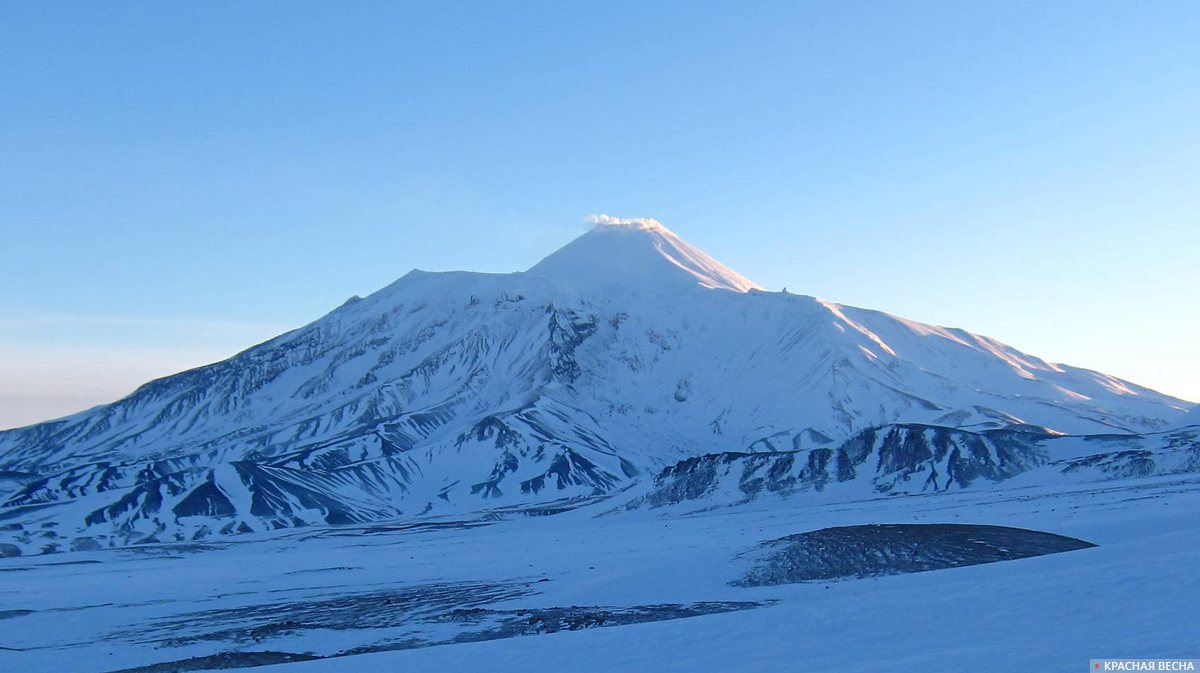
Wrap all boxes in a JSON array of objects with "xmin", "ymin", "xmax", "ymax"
[
  {"xmin": 0, "ymin": 218, "xmax": 1192, "ymax": 553},
  {"xmin": 626, "ymin": 424, "xmax": 1200, "ymax": 512},
  {"xmin": 527, "ymin": 216, "xmax": 761, "ymax": 293}
]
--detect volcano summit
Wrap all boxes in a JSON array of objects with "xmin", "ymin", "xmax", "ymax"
[{"xmin": 0, "ymin": 219, "xmax": 1192, "ymax": 554}]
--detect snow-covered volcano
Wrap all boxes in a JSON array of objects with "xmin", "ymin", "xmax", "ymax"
[
  {"xmin": 528, "ymin": 216, "xmax": 761, "ymax": 292},
  {"xmin": 0, "ymin": 219, "xmax": 1192, "ymax": 553}
]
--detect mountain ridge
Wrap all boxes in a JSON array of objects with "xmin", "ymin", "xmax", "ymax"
[{"xmin": 0, "ymin": 218, "xmax": 1192, "ymax": 554}]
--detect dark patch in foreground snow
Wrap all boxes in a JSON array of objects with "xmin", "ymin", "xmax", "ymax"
[
  {"xmin": 734, "ymin": 523, "xmax": 1095, "ymax": 586},
  {"xmin": 110, "ymin": 651, "xmax": 319, "ymax": 672},
  {"xmin": 108, "ymin": 579, "xmax": 768, "ymax": 672},
  {"xmin": 126, "ymin": 581, "xmax": 535, "ymax": 648},
  {"xmin": 435, "ymin": 600, "xmax": 765, "ymax": 640}
]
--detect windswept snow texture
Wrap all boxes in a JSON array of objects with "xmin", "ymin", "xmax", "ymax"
[
  {"xmin": 733, "ymin": 523, "xmax": 1096, "ymax": 585},
  {"xmin": 0, "ymin": 220, "xmax": 1192, "ymax": 553}
]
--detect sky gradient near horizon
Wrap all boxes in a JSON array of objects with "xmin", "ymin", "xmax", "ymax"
[{"xmin": 2, "ymin": 1, "xmax": 1198, "ymax": 429}]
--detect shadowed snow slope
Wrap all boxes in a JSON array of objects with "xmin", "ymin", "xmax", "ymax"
[{"xmin": 0, "ymin": 219, "xmax": 1192, "ymax": 553}]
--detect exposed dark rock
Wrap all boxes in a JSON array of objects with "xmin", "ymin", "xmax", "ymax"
[
  {"xmin": 631, "ymin": 424, "xmax": 1054, "ymax": 509},
  {"xmin": 734, "ymin": 523, "xmax": 1096, "ymax": 586},
  {"xmin": 118, "ymin": 577, "xmax": 767, "ymax": 672},
  {"xmin": 109, "ymin": 651, "xmax": 320, "ymax": 673},
  {"xmin": 173, "ymin": 479, "xmax": 237, "ymax": 519}
]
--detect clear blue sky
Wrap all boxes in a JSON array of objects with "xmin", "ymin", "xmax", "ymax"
[{"xmin": 2, "ymin": 1, "xmax": 1198, "ymax": 428}]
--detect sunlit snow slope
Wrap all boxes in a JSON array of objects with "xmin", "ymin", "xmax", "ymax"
[{"xmin": 0, "ymin": 218, "xmax": 1192, "ymax": 554}]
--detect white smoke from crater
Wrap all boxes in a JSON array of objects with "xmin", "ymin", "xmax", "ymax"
[{"xmin": 585, "ymin": 214, "xmax": 664, "ymax": 230}]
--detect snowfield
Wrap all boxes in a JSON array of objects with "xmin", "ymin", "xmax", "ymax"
[{"xmin": 2, "ymin": 473, "xmax": 1198, "ymax": 672}]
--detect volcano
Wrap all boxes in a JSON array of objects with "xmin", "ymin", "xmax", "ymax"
[{"xmin": 0, "ymin": 217, "xmax": 1191, "ymax": 554}]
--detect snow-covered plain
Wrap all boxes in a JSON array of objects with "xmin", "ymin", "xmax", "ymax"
[{"xmin": 2, "ymin": 473, "xmax": 1198, "ymax": 672}]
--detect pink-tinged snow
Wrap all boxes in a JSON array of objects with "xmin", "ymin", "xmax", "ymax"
[{"xmin": 528, "ymin": 216, "xmax": 762, "ymax": 293}]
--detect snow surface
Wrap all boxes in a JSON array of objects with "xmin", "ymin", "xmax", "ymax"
[
  {"xmin": 528, "ymin": 217, "xmax": 761, "ymax": 293},
  {"xmin": 2, "ymin": 473, "xmax": 1197, "ymax": 672}
]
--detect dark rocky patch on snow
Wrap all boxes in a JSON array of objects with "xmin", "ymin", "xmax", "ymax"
[
  {"xmin": 282, "ymin": 566, "xmax": 361, "ymax": 575},
  {"xmin": 110, "ymin": 651, "xmax": 320, "ymax": 672},
  {"xmin": 109, "ymin": 578, "xmax": 769, "ymax": 672},
  {"xmin": 127, "ymin": 581, "xmax": 535, "ymax": 648},
  {"xmin": 734, "ymin": 523, "xmax": 1096, "ymax": 586},
  {"xmin": 435, "ymin": 600, "xmax": 766, "ymax": 640},
  {"xmin": 108, "ymin": 600, "xmax": 769, "ymax": 672}
]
